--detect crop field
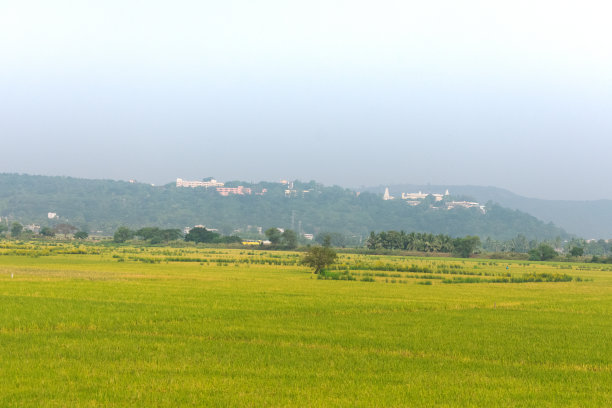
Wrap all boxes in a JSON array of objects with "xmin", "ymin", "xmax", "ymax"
[{"xmin": 1, "ymin": 241, "xmax": 611, "ymax": 407}]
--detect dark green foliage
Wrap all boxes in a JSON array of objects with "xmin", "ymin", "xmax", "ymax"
[
  {"xmin": 113, "ymin": 226, "xmax": 134, "ymax": 243},
  {"xmin": 40, "ymin": 226, "xmax": 56, "ymax": 237},
  {"xmin": 589, "ymin": 255, "xmax": 612, "ymax": 264},
  {"xmin": 569, "ymin": 246, "xmax": 584, "ymax": 257},
  {"xmin": 217, "ymin": 235, "xmax": 243, "ymax": 244},
  {"xmin": 0, "ymin": 174, "xmax": 570, "ymax": 241},
  {"xmin": 452, "ymin": 236, "xmax": 481, "ymax": 258},
  {"xmin": 366, "ymin": 231, "xmax": 456, "ymax": 252},
  {"xmin": 281, "ymin": 229, "xmax": 298, "ymax": 249},
  {"xmin": 265, "ymin": 228, "xmax": 282, "ymax": 245},
  {"xmin": 10, "ymin": 222, "xmax": 23, "ymax": 237},
  {"xmin": 528, "ymin": 244, "xmax": 557, "ymax": 261},
  {"xmin": 301, "ymin": 245, "xmax": 337, "ymax": 274},
  {"xmin": 74, "ymin": 231, "xmax": 88, "ymax": 239},
  {"xmin": 185, "ymin": 227, "xmax": 220, "ymax": 244},
  {"xmin": 315, "ymin": 232, "xmax": 346, "ymax": 247},
  {"xmin": 136, "ymin": 227, "xmax": 182, "ymax": 244},
  {"xmin": 264, "ymin": 228, "xmax": 298, "ymax": 249},
  {"xmin": 53, "ymin": 223, "xmax": 77, "ymax": 238}
]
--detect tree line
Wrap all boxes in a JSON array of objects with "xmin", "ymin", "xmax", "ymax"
[
  {"xmin": 113, "ymin": 226, "xmax": 242, "ymax": 245},
  {"xmin": 365, "ymin": 231, "xmax": 481, "ymax": 258}
]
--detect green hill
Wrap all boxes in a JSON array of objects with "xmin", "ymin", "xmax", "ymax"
[
  {"xmin": 366, "ymin": 184, "xmax": 612, "ymax": 239},
  {"xmin": 0, "ymin": 173, "xmax": 568, "ymax": 241}
]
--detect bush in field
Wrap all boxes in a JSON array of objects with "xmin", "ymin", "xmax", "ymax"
[{"xmin": 302, "ymin": 244, "xmax": 337, "ymax": 274}]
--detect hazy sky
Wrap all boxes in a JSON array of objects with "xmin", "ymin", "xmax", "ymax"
[{"xmin": 1, "ymin": 1, "xmax": 611, "ymax": 200}]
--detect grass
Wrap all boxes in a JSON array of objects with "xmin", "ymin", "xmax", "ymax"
[{"xmin": 0, "ymin": 242, "xmax": 611, "ymax": 406}]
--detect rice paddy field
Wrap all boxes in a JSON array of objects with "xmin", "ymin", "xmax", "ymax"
[{"xmin": 1, "ymin": 241, "xmax": 611, "ymax": 407}]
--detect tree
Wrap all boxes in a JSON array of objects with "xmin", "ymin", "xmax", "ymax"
[
  {"xmin": 0, "ymin": 224, "xmax": 7, "ymax": 236},
  {"xmin": 137, "ymin": 227, "xmax": 182, "ymax": 244},
  {"xmin": 74, "ymin": 231, "xmax": 89, "ymax": 239},
  {"xmin": 281, "ymin": 229, "xmax": 298, "ymax": 249},
  {"xmin": 366, "ymin": 231, "xmax": 380, "ymax": 249},
  {"xmin": 569, "ymin": 246, "xmax": 584, "ymax": 257},
  {"xmin": 113, "ymin": 226, "xmax": 134, "ymax": 243},
  {"xmin": 185, "ymin": 227, "xmax": 220, "ymax": 244},
  {"xmin": 265, "ymin": 228, "xmax": 282, "ymax": 245},
  {"xmin": 316, "ymin": 232, "xmax": 346, "ymax": 248},
  {"xmin": 54, "ymin": 223, "xmax": 77, "ymax": 238},
  {"xmin": 452, "ymin": 236, "xmax": 481, "ymax": 258},
  {"xmin": 301, "ymin": 245, "xmax": 337, "ymax": 274},
  {"xmin": 40, "ymin": 226, "xmax": 56, "ymax": 237},
  {"xmin": 11, "ymin": 222, "xmax": 23, "ymax": 238},
  {"xmin": 528, "ymin": 243, "xmax": 557, "ymax": 261}
]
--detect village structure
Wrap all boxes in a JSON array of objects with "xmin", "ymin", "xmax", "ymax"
[
  {"xmin": 176, "ymin": 178, "xmax": 267, "ymax": 196},
  {"xmin": 383, "ymin": 188, "xmax": 486, "ymax": 212}
]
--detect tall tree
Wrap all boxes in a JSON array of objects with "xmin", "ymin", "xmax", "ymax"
[
  {"xmin": 113, "ymin": 226, "xmax": 134, "ymax": 243},
  {"xmin": 281, "ymin": 229, "xmax": 298, "ymax": 249},
  {"xmin": 11, "ymin": 222, "xmax": 23, "ymax": 238},
  {"xmin": 265, "ymin": 228, "xmax": 282, "ymax": 245},
  {"xmin": 301, "ymin": 245, "xmax": 337, "ymax": 274}
]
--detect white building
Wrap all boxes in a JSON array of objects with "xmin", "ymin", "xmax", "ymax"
[
  {"xmin": 176, "ymin": 178, "xmax": 224, "ymax": 188},
  {"xmin": 401, "ymin": 189, "xmax": 449, "ymax": 202},
  {"xmin": 383, "ymin": 187, "xmax": 394, "ymax": 200}
]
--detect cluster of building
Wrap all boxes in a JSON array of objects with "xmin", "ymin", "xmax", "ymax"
[
  {"xmin": 281, "ymin": 180, "xmax": 313, "ymax": 198},
  {"xmin": 176, "ymin": 178, "xmax": 224, "ymax": 188},
  {"xmin": 176, "ymin": 178, "xmax": 267, "ymax": 196},
  {"xmin": 383, "ymin": 188, "xmax": 486, "ymax": 212}
]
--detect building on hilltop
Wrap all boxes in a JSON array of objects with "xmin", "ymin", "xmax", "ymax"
[
  {"xmin": 216, "ymin": 186, "xmax": 252, "ymax": 196},
  {"xmin": 176, "ymin": 178, "xmax": 224, "ymax": 188},
  {"xmin": 446, "ymin": 201, "xmax": 486, "ymax": 213},
  {"xmin": 401, "ymin": 189, "xmax": 449, "ymax": 202},
  {"xmin": 383, "ymin": 187, "xmax": 394, "ymax": 200}
]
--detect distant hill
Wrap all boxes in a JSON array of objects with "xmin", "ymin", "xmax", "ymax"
[
  {"xmin": 0, "ymin": 173, "xmax": 568, "ymax": 241},
  {"xmin": 365, "ymin": 184, "xmax": 612, "ymax": 239}
]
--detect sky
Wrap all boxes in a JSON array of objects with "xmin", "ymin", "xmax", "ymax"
[{"xmin": 1, "ymin": 0, "xmax": 611, "ymax": 200}]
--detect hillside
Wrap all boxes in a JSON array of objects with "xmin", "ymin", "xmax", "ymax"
[
  {"xmin": 367, "ymin": 184, "xmax": 612, "ymax": 239},
  {"xmin": 0, "ymin": 173, "xmax": 568, "ymax": 241}
]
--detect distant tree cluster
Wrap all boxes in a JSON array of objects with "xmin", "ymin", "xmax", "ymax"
[
  {"xmin": 0, "ymin": 221, "xmax": 87, "ymax": 240},
  {"xmin": 136, "ymin": 227, "xmax": 182, "ymax": 244},
  {"xmin": 366, "ymin": 231, "xmax": 455, "ymax": 252},
  {"xmin": 114, "ymin": 226, "xmax": 184, "ymax": 244},
  {"xmin": 185, "ymin": 227, "xmax": 241, "ymax": 244},
  {"xmin": 366, "ymin": 230, "xmax": 480, "ymax": 258},
  {"xmin": 265, "ymin": 228, "xmax": 298, "ymax": 249},
  {"xmin": 528, "ymin": 244, "xmax": 557, "ymax": 261}
]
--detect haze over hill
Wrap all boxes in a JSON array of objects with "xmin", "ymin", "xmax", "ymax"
[
  {"xmin": 366, "ymin": 184, "xmax": 612, "ymax": 239},
  {"xmin": 2, "ymin": 2, "xmax": 611, "ymax": 202}
]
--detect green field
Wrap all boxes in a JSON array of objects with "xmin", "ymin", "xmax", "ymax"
[{"xmin": 1, "ymin": 242, "xmax": 611, "ymax": 407}]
